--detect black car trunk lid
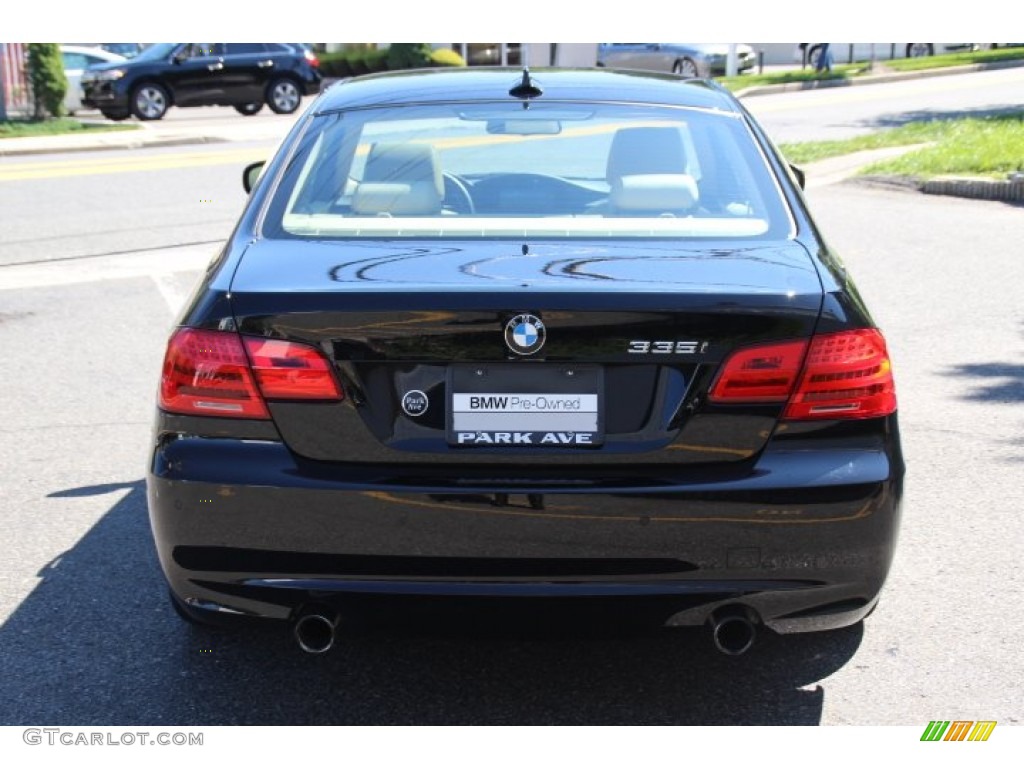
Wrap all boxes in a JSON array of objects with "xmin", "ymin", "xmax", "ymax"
[{"xmin": 228, "ymin": 239, "xmax": 823, "ymax": 466}]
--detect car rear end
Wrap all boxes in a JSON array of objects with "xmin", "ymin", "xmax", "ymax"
[
  {"xmin": 275, "ymin": 43, "xmax": 322, "ymax": 95},
  {"xmin": 147, "ymin": 71, "xmax": 903, "ymax": 652}
]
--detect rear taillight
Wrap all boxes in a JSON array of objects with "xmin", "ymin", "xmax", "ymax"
[
  {"xmin": 709, "ymin": 329, "xmax": 896, "ymax": 420},
  {"xmin": 160, "ymin": 328, "xmax": 269, "ymax": 418},
  {"xmin": 784, "ymin": 329, "xmax": 896, "ymax": 420},
  {"xmin": 304, "ymin": 50, "xmax": 319, "ymax": 68},
  {"xmin": 242, "ymin": 337, "xmax": 341, "ymax": 400},
  {"xmin": 708, "ymin": 340, "xmax": 808, "ymax": 403},
  {"xmin": 159, "ymin": 328, "xmax": 341, "ymax": 419}
]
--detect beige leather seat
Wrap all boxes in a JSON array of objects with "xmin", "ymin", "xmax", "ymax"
[
  {"xmin": 352, "ymin": 143, "xmax": 444, "ymax": 216},
  {"xmin": 605, "ymin": 127, "xmax": 699, "ymax": 215}
]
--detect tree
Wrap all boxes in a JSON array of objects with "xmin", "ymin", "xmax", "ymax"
[{"xmin": 27, "ymin": 43, "xmax": 67, "ymax": 119}]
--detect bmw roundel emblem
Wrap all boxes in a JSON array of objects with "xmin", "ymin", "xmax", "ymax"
[{"xmin": 504, "ymin": 313, "xmax": 546, "ymax": 356}]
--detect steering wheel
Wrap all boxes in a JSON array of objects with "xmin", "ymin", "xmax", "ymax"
[{"xmin": 443, "ymin": 173, "xmax": 475, "ymax": 214}]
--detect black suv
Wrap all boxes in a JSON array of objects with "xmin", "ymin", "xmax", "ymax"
[{"xmin": 81, "ymin": 43, "xmax": 322, "ymax": 121}]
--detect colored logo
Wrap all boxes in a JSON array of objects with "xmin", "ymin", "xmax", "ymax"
[
  {"xmin": 504, "ymin": 313, "xmax": 546, "ymax": 356},
  {"xmin": 920, "ymin": 721, "xmax": 997, "ymax": 742}
]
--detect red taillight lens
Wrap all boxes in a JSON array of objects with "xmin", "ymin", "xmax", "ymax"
[
  {"xmin": 159, "ymin": 329, "xmax": 342, "ymax": 418},
  {"xmin": 709, "ymin": 329, "xmax": 897, "ymax": 420},
  {"xmin": 709, "ymin": 340, "xmax": 809, "ymax": 403},
  {"xmin": 784, "ymin": 329, "xmax": 896, "ymax": 420},
  {"xmin": 305, "ymin": 50, "xmax": 319, "ymax": 68},
  {"xmin": 242, "ymin": 337, "xmax": 341, "ymax": 400},
  {"xmin": 160, "ymin": 328, "xmax": 269, "ymax": 419}
]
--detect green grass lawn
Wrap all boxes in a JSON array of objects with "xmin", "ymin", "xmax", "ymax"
[
  {"xmin": 0, "ymin": 117, "xmax": 137, "ymax": 139},
  {"xmin": 780, "ymin": 112, "xmax": 1024, "ymax": 179},
  {"xmin": 717, "ymin": 64, "xmax": 867, "ymax": 91},
  {"xmin": 883, "ymin": 45, "xmax": 1024, "ymax": 72},
  {"xmin": 719, "ymin": 45, "xmax": 1024, "ymax": 92}
]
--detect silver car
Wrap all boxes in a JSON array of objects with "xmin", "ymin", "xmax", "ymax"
[
  {"xmin": 598, "ymin": 43, "xmax": 756, "ymax": 77},
  {"xmin": 60, "ymin": 45, "xmax": 126, "ymax": 115}
]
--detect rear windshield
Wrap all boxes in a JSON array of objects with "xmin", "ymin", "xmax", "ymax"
[{"xmin": 261, "ymin": 101, "xmax": 793, "ymax": 240}]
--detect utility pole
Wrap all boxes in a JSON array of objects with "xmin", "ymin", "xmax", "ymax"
[{"xmin": 726, "ymin": 43, "xmax": 738, "ymax": 77}]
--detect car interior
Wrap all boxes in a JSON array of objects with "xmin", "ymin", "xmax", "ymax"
[{"xmin": 272, "ymin": 106, "xmax": 782, "ymax": 239}]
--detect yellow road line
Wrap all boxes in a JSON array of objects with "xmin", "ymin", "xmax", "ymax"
[
  {"xmin": 0, "ymin": 147, "xmax": 261, "ymax": 171},
  {"xmin": 0, "ymin": 148, "xmax": 266, "ymax": 182},
  {"xmin": 0, "ymin": 119, "xmax": 690, "ymax": 182}
]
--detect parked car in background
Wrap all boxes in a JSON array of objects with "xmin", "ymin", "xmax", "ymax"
[
  {"xmin": 286, "ymin": 43, "xmax": 320, "ymax": 67},
  {"xmin": 99, "ymin": 43, "xmax": 148, "ymax": 59},
  {"xmin": 150, "ymin": 68, "xmax": 903, "ymax": 656},
  {"xmin": 59, "ymin": 45, "xmax": 126, "ymax": 115},
  {"xmin": 81, "ymin": 42, "xmax": 322, "ymax": 121},
  {"xmin": 598, "ymin": 43, "xmax": 756, "ymax": 77}
]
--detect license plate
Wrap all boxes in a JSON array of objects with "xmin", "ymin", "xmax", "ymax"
[{"xmin": 447, "ymin": 364, "xmax": 603, "ymax": 447}]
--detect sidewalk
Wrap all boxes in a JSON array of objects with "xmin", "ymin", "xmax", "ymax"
[
  {"xmin": 0, "ymin": 125, "xmax": 222, "ymax": 156},
  {"xmin": 0, "ymin": 115, "xmax": 293, "ymax": 157}
]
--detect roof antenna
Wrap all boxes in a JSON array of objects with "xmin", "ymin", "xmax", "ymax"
[{"xmin": 508, "ymin": 68, "xmax": 543, "ymax": 100}]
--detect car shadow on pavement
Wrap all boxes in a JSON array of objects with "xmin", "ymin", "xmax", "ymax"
[
  {"xmin": 947, "ymin": 362, "xmax": 1024, "ymax": 402},
  {"xmin": 866, "ymin": 104, "xmax": 1024, "ymax": 130},
  {"xmin": 0, "ymin": 481, "xmax": 864, "ymax": 725}
]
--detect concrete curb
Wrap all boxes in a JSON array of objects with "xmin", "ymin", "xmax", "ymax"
[
  {"xmin": 801, "ymin": 144, "xmax": 933, "ymax": 189},
  {"xmin": 920, "ymin": 175, "xmax": 1024, "ymax": 202},
  {"xmin": 735, "ymin": 58, "xmax": 1024, "ymax": 99},
  {"xmin": 0, "ymin": 133, "xmax": 227, "ymax": 157},
  {"xmin": 855, "ymin": 173, "xmax": 1024, "ymax": 203}
]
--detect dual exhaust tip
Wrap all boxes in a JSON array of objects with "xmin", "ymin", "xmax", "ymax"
[
  {"xmin": 293, "ymin": 604, "xmax": 759, "ymax": 656},
  {"xmin": 293, "ymin": 609, "xmax": 339, "ymax": 654},
  {"xmin": 708, "ymin": 605, "xmax": 759, "ymax": 656}
]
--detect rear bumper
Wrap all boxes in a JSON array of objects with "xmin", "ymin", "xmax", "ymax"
[{"xmin": 147, "ymin": 430, "xmax": 903, "ymax": 634}]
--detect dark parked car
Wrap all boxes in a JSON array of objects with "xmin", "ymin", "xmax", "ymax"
[
  {"xmin": 150, "ymin": 68, "xmax": 903, "ymax": 655},
  {"xmin": 81, "ymin": 42, "xmax": 321, "ymax": 120}
]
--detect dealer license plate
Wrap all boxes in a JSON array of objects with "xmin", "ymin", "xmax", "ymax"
[{"xmin": 447, "ymin": 364, "xmax": 603, "ymax": 447}]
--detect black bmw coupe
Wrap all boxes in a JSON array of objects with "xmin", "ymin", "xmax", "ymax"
[{"xmin": 148, "ymin": 67, "xmax": 903, "ymax": 655}]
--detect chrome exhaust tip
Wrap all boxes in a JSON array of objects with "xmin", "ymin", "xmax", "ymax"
[
  {"xmin": 709, "ymin": 605, "xmax": 758, "ymax": 656},
  {"xmin": 294, "ymin": 611, "xmax": 338, "ymax": 654}
]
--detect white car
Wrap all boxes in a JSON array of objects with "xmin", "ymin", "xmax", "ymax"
[
  {"xmin": 598, "ymin": 43, "xmax": 756, "ymax": 78},
  {"xmin": 60, "ymin": 45, "xmax": 126, "ymax": 115}
]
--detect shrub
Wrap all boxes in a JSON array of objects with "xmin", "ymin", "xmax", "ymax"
[
  {"xmin": 316, "ymin": 51, "xmax": 352, "ymax": 78},
  {"xmin": 386, "ymin": 43, "xmax": 432, "ymax": 70},
  {"xmin": 362, "ymin": 48, "xmax": 390, "ymax": 74},
  {"xmin": 26, "ymin": 43, "xmax": 67, "ymax": 119},
  {"xmin": 429, "ymin": 48, "xmax": 466, "ymax": 67},
  {"xmin": 317, "ymin": 48, "xmax": 389, "ymax": 78},
  {"xmin": 317, "ymin": 45, "xmax": 462, "ymax": 79}
]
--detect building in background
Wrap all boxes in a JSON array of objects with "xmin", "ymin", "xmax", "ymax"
[
  {"xmin": 444, "ymin": 44, "xmax": 597, "ymax": 67},
  {"xmin": 1, "ymin": 43, "xmax": 31, "ymax": 119}
]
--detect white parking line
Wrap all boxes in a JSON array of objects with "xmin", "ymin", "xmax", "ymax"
[
  {"xmin": 150, "ymin": 271, "xmax": 196, "ymax": 315},
  {"xmin": 0, "ymin": 245, "xmax": 215, "ymax": 299}
]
